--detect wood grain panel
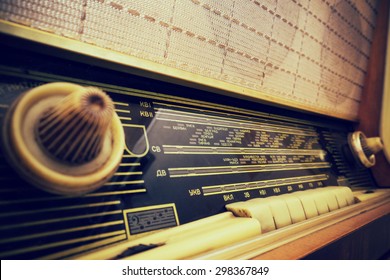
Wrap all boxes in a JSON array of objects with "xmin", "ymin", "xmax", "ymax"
[
  {"xmin": 251, "ymin": 202, "xmax": 390, "ymax": 259},
  {"xmin": 358, "ymin": 0, "xmax": 390, "ymax": 187}
]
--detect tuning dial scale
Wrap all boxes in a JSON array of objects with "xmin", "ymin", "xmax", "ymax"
[
  {"xmin": 348, "ymin": 131, "xmax": 383, "ymax": 168},
  {"xmin": 1, "ymin": 82, "xmax": 124, "ymax": 195}
]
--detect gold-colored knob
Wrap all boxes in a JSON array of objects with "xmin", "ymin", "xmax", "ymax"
[
  {"xmin": 1, "ymin": 82, "xmax": 124, "ymax": 195},
  {"xmin": 348, "ymin": 131, "xmax": 384, "ymax": 168},
  {"xmin": 362, "ymin": 137, "xmax": 383, "ymax": 157},
  {"xmin": 36, "ymin": 87, "xmax": 114, "ymax": 164}
]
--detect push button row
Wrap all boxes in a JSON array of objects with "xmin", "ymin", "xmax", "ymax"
[{"xmin": 226, "ymin": 186, "xmax": 355, "ymax": 233}]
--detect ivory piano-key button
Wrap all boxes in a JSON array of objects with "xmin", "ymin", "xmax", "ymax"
[
  {"xmin": 225, "ymin": 201, "xmax": 275, "ymax": 233},
  {"xmin": 292, "ymin": 190, "xmax": 319, "ymax": 219},
  {"xmin": 310, "ymin": 189, "xmax": 330, "ymax": 214},
  {"xmin": 225, "ymin": 201, "xmax": 246, "ymax": 216},
  {"xmin": 265, "ymin": 196, "xmax": 292, "ymax": 229},
  {"xmin": 282, "ymin": 194, "xmax": 306, "ymax": 223},
  {"xmin": 341, "ymin": 186, "xmax": 355, "ymax": 205},
  {"xmin": 327, "ymin": 187, "xmax": 349, "ymax": 208},
  {"xmin": 243, "ymin": 198, "xmax": 276, "ymax": 233},
  {"xmin": 320, "ymin": 188, "xmax": 340, "ymax": 211},
  {"xmin": 227, "ymin": 198, "xmax": 275, "ymax": 233}
]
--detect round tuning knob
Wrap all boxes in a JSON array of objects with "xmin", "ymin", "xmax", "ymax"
[
  {"xmin": 36, "ymin": 87, "xmax": 114, "ymax": 164},
  {"xmin": 348, "ymin": 131, "xmax": 383, "ymax": 168},
  {"xmin": 1, "ymin": 82, "xmax": 124, "ymax": 195}
]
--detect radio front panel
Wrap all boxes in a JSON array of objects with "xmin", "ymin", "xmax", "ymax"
[{"xmin": 0, "ymin": 47, "xmax": 376, "ymax": 259}]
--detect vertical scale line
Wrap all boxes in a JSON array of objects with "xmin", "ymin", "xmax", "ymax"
[
  {"xmin": 220, "ymin": 1, "xmax": 235, "ymax": 76},
  {"xmin": 315, "ymin": 1, "xmax": 323, "ymax": 105},
  {"xmin": 333, "ymin": 2, "xmax": 344, "ymax": 112},
  {"xmin": 261, "ymin": 1, "xmax": 277, "ymax": 87},
  {"xmin": 78, "ymin": 0, "xmax": 88, "ymax": 39},
  {"xmin": 292, "ymin": 0, "xmax": 310, "ymax": 99},
  {"xmin": 164, "ymin": 0, "xmax": 177, "ymax": 59}
]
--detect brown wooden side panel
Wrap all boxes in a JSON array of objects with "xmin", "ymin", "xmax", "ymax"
[
  {"xmin": 303, "ymin": 214, "xmax": 390, "ymax": 259},
  {"xmin": 251, "ymin": 202, "xmax": 390, "ymax": 260},
  {"xmin": 358, "ymin": 0, "xmax": 390, "ymax": 187}
]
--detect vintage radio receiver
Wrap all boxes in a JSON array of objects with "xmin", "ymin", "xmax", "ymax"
[{"xmin": 0, "ymin": 0, "xmax": 389, "ymax": 260}]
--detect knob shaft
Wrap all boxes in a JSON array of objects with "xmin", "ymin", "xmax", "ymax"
[{"xmin": 362, "ymin": 137, "xmax": 383, "ymax": 157}]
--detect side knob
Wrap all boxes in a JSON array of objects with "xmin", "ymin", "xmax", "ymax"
[
  {"xmin": 1, "ymin": 82, "xmax": 124, "ymax": 195},
  {"xmin": 348, "ymin": 131, "xmax": 383, "ymax": 168}
]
